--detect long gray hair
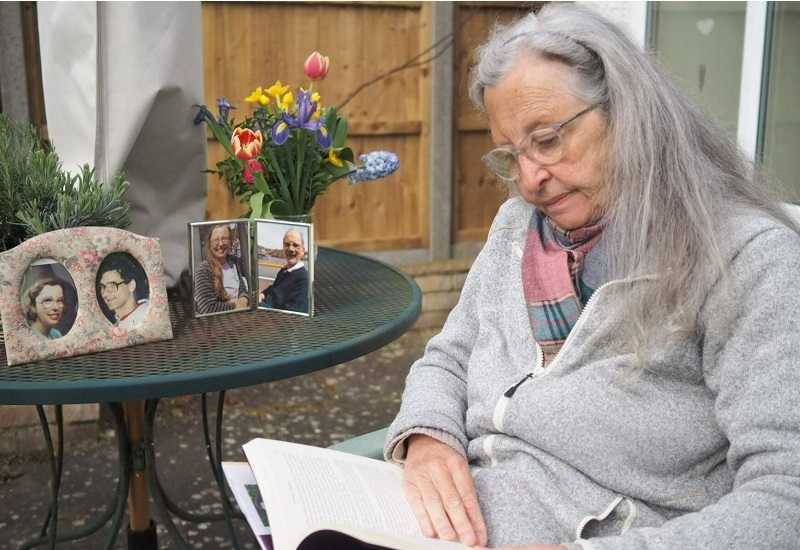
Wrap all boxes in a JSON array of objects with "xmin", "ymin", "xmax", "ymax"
[{"xmin": 469, "ymin": 3, "xmax": 797, "ymax": 365}]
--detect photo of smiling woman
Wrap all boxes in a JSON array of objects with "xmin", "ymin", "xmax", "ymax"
[
  {"xmin": 193, "ymin": 222, "xmax": 251, "ymax": 316},
  {"xmin": 24, "ymin": 278, "xmax": 68, "ymax": 339},
  {"xmin": 20, "ymin": 259, "xmax": 78, "ymax": 339}
]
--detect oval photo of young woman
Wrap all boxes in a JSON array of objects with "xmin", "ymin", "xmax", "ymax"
[
  {"xmin": 95, "ymin": 252, "xmax": 150, "ymax": 328},
  {"xmin": 21, "ymin": 259, "xmax": 78, "ymax": 339}
]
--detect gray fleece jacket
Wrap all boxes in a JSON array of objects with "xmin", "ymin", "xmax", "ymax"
[{"xmin": 386, "ymin": 197, "xmax": 800, "ymax": 549}]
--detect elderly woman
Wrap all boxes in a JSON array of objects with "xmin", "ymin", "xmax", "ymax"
[
  {"xmin": 24, "ymin": 278, "xmax": 67, "ymax": 339},
  {"xmin": 386, "ymin": 4, "xmax": 800, "ymax": 550},
  {"xmin": 194, "ymin": 223, "xmax": 250, "ymax": 314}
]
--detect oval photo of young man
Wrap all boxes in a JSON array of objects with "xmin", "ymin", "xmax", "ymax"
[
  {"xmin": 21, "ymin": 259, "xmax": 78, "ymax": 339},
  {"xmin": 96, "ymin": 252, "xmax": 150, "ymax": 328}
]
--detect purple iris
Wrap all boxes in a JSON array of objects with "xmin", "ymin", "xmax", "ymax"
[
  {"xmin": 193, "ymin": 104, "xmax": 213, "ymax": 125},
  {"xmin": 271, "ymin": 90, "xmax": 332, "ymax": 149},
  {"xmin": 253, "ymin": 107, "xmax": 270, "ymax": 135},
  {"xmin": 216, "ymin": 97, "xmax": 236, "ymax": 123}
]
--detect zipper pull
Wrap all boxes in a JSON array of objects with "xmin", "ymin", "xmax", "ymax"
[{"xmin": 504, "ymin": 372, "xmax": 534, "ymax": 397}]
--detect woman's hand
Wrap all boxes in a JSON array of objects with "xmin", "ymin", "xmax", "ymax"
[
  {"xmin": 232, "ymin": 296, "xmax": 249, "ymax": 309},
  {"xmin": 403, "ymin": 434, "xmax": 488, "ymax": 547}
]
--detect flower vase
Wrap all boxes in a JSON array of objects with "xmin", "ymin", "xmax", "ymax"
[{"xmin": 273, "ymin": 212, "xmax": 317, "ymax": 261}]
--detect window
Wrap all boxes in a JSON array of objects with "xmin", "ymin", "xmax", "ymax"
[
  {"xmin": 649, "ymin": 1, "xmax": 800, "ymax": 196},
  {"xmin": 761, "ymin": 2, "xmax": 800, "ymax": 195}
]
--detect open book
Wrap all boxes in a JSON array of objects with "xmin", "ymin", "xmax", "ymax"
[{"xmin": 223, "ymin": 438, "xmax": 472, "ymax": 550}]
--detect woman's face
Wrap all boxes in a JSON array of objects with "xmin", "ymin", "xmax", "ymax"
[
  {"xmin": 483, "ymin": 54, "xmax": 610, "ymax": 230},
  {"xmin": 33, "ymin": 284, "xmax": 64, "ymax": 329},
  {"xmin": 209, "ymin": 226, "xmax": 232, "ymax": 262}
]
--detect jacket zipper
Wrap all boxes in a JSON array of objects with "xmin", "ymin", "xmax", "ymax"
[
  {"xmin": 488, "ymin": 275, "xmax": 654, "ymax": 444},
  {"xmin": 500, "ymin": 278, "xmax": 615, "ymax": 405}
]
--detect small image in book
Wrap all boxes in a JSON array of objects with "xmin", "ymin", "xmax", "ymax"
[
  {"xmin": 246, "ymin": 483, "xmax": 269, "ymax": 526},
  {"xmin": 222, "ymin": 462, "xmax": 274, "ymax": 550}
]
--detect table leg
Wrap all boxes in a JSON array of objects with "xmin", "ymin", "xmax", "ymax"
[{"xmin": 124, "ymin": 401, "xmax": 158, "ymax": 549}]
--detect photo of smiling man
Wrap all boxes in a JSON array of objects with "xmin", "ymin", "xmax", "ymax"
[
  {"xmin": 96, "ymin": 252, "xmax": 150, "ymax": 328},
  {"xmin": 256, "ymin": 222, "xmax": 311, "ymax": 316}
]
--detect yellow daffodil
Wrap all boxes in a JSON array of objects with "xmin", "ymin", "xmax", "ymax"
[
  {"xmin": 266, "ymin": 80, "xmax": 290, "ymax": 99},
  {"xmin": 244, "ymin": 87, "xmax": 270, "ymax": 107},
  {"xmin": 280, "ymin": 92, "xmax": 294, "ymax": 112},
  {"xmin": 327, "ymin": 148, "xmax": 343, "ymax": 168}
]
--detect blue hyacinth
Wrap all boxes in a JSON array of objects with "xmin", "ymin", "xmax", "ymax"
[{"xmin": 349, "ymin": 151, "xmax": 400, "ymax": 185}]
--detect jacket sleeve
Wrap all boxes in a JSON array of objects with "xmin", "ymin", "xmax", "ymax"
[
  {"xmin": 194, "ymin": 261, "xmax": 236, "ymax": 314},
  {"xmin": 384, "ymin": 259, "xmax": 483, "ymax": 463},
  {"xmin": 584, "ymin": 226, "xmax": 800, "ymax": 550},
  {"xmin": 384, "ymin": 199, "xmax": 529, "ymax": 464}
]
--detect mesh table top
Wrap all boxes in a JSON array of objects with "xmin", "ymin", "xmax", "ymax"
[{"xmin": 0, "ymin": 248, "xmax": 421, "ymax": 405}]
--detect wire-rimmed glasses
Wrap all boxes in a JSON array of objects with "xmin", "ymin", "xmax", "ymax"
[
  {"xmin": 37, "ymin": 298, "xmax": 65, "ymax": 309},
  {"xmin": 481, "ymin": 104, "xmax": 599, "ymax": 182},
  {"xmin": 98, "ymin": 280, "xmax": 130, "ymax": 294}
]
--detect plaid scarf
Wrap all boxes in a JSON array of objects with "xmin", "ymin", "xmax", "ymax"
[{"xmin": 522, "ymin": 212, "xmax": 606, "ymax": 366}]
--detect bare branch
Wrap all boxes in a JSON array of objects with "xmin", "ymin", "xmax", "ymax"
[{"xmin": 337, "ymin": 6, "xmax": 479, "ymax": 112}]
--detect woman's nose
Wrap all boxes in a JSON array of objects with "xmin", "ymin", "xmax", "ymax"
[{"xmin": 517, "ymin": 154, "xmax": 550, "ymax": 192}]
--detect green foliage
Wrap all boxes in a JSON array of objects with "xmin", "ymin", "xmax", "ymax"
[{"xmin": 0, "ymin": 112, "xmax": 132, "ymax": 252}]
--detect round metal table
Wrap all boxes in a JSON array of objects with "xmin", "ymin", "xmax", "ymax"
[{"xmin": 0, "ymin": 247, "xmax": 422, "ymax": 549}]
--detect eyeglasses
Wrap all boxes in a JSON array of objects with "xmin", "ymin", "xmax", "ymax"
[
  {"xmin": 481, "ymin": 104, "xmax": 599, "ymax": 182},
  {"xmin": 98, "ymin": 280, "xmax": 130, "ymax": 293},
  {"xmin": 210, "ymin": 237, "xmax": 232, "ymax": 246},
  {"xmin": 37, "ymin": 298, "xmax": 65, "ymax": 309}
]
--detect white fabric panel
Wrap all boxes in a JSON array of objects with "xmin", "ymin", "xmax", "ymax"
[
  {"xmin": 38, "ymin": 1, "xmax": 208, "ymax": 287},
  {"xmin": 38, "ymin": 1, "xmax": 98, "ymax": 173}
]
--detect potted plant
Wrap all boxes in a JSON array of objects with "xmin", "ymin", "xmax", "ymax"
[{"xmin": 0, "ymin": 112, "xmax": 133, "ymax": 254}]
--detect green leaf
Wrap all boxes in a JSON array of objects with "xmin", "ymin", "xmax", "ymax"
[
  {"xmin": 332, "ymin": 115, "xmax": 349, "ymax": 149},
  {"xmin": 252, "ymin": 170, "xmax": 270, "ymax": 195},
  {"xmin": 249, "ymin": 192, "xmax": 265, "ymax": 219},
  {"xmin": 323, "ymin": 161, "xmax": 356, "ymax": 180},
  {"xmin": 339, "ymin": 147, "xmax": 355, "ymax": 163},
  {"xmin": 265, "ymin": 199, "xmax": 293, "ymax": 218}
]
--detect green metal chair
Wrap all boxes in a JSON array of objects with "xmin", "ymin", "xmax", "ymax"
[{"xmin": 328, "ymin": 427, "xmax": 389, "ymax": 461}]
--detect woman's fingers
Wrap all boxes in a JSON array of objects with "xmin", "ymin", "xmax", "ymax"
[
  {"xmin": 403, "ymin": 435, "xmax": 487, "ymax": 546},
  {"xmin": 452, "ymin": 463, "xmax": 488, "ymax": 545}
]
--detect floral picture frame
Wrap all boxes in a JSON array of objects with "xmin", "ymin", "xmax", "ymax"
[
  {"xmin": 188, "ymin": 219, "xmax": 253, "ymax": 318},
  {"xmin": 0, "ymin": 227, "xmax": 173, "ymax": 367}
]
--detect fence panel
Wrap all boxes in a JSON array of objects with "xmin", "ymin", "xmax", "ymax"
[{"xmin": 201, "ymin": 1, "xmax": 430, "ymax": 251}]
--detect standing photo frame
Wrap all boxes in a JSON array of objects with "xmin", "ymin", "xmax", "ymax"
[
  {"xmin": 0, "ymin": 227, "xmax": 173, "ymax": 367},
  {"xmin": 254, "ymin": 219, "xmax": 314, "ymax": 317},
  {"xmin": 189, "ymin": 220, "xmax": 253, "ymax": 318}
]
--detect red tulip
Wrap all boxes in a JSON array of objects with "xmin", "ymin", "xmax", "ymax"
[
  {"xmin": 243, "ymin": 159, "xmax": 266, "ymax": 184},
  {"xmin": 304, "ymin": 52, "xmax": 330, "ymax": 81},
  {"xmin": 231, "ymin": 128, "xmax": 263, "ymax": 160}
]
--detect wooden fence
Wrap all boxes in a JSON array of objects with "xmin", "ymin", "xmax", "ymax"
[{"xmin": 201, "ymin": 1, "xmax": 536, "ymax": 254}]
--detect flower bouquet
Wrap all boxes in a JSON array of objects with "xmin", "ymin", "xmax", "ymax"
[{"xmin": 194, "ymin": 52, "xmax": 399, "ymax": 221}]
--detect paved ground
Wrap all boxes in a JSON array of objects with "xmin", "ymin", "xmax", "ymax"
[{"xmin": 0, "ymin": 330, "xmax": 432, "ymax": 549}]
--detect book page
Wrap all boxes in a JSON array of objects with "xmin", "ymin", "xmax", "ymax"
[{"xmin": 243, "ymin": 439, "xmax": 441, "ymax": 550}]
